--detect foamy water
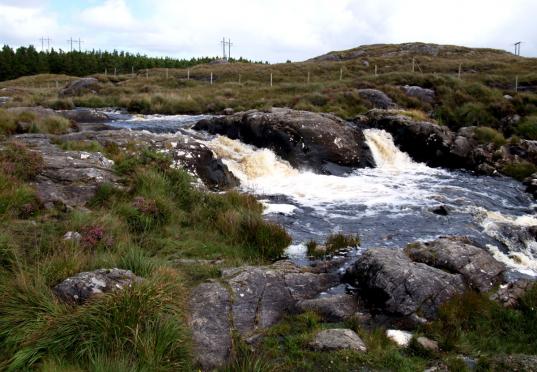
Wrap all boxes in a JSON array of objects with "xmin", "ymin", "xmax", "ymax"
[
  {"xmin": 204, "ymin": 129, "xmax": 537, "ymax": 276},
  {"xmin": 102, "ymin": 112, "xmax": 537, "ymax": 277}
]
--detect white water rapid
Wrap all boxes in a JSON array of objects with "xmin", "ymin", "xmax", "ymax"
[{"xmin": 204, "ymin": 129, "xmax": 537, "ymax": 277}]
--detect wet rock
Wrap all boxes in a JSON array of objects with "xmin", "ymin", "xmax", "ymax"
[
  {"xmin": 405, "ymin": 237, "xmax": 506, "ymax": 292},
  {"xmin": 386, "ymin": 329, "xmax": 413, "ymax": 347},
  {"xmin": 14, "ymin": 134, "xmax": 120, "ymax": 208},
  {"xmin": 194, "ymin": 108, "xmax": 375, "ymax": 175},
  {"xmin": 401, "ymin": 85, "xmax": 435, "ymax": 103},
  {"xmin": 53, "ymin": 268, "xmax": 142, "ymax": 304},
  {"xmin": 189, "ymin": 281, "xmax": 232, "ymax": 371},
  {"xmin": 296, "ymin": 293, "xmax": 359, "ymax": 321},
  {"xmin": 347, "ymin": 248, "xmax": 465, "ymax": 319},
  {"xmin": 59, "ymin": 108, "xmax": 110, "ymax": 123},
  {"xmin": 358, "ymin": 89, "xmax": 397, "ymax": 109},
  {"xmin": 491, "ymin": 280, "xmax": 534, "ymax": 307},
  {"xmin": 60, "ymin": 77, "xmax": 100, "ymax": 96},
  {"xmin": 309, "ymin": 329, "xmax": 367, "ymax": 352},
  {"xmin": 222, "ymin": 107, "xmax": 234, "ymax": 115},
  {"xmin": 416, "ymin": 336, "xmax": 439, "ymax": 352},
  {"xmin": 431, "ymin": 205, "xmax": 449, "ymax": 216}
]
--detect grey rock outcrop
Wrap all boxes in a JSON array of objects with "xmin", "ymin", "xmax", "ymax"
[
  {"xmin": 405, "ymin": 237, "xmax": 506, "ymax": 292},
  {"xmin": 60, "ymin": 77, "xmax": 100, "ymax": 96},
  {"xmin": 358, "ymin": 89, "xmax": 397, "ymax": 109},
  {"xmin": 60, "ymin": 108, "xmax": 110, "ymax": 123},
  {"xmin": 296, "ymin": 294, "xmax": 359, "ymax": 321},
  {"xmin": 309, "ymin": 329, "xmax": 367, "ymax": 352},
  {"xmin": 189, "ymin": 260, "xmax": 339, "ymax": 369},
  {"xmin": 347, "ymin": 248, "xmax": 466, "ymax": 319},
  {"xmin": 53, "ymin": 268, "xmax": 142, "ymax": 304},
  {"xmin": 194, "ymin": 108, "xmax": 375, "ymax": 175},
  {"xmin": 491, "ymin": 280, "xmax": 534, "ymax": 307},
  {"xmin": 401, "ymin": 85, "xmax": 435, "ymax": 103},
  {"xmin": 190, "ymin": 282, "xmax": 232, "ymax": 371},
  {"xmin": 13, "ymin": 134, "xmax": 120, "ymax": 208}
]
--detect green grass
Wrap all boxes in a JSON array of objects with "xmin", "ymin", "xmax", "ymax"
[
  {"xmin": 473, "ymin": 126, "xmax": 507, "ymax": 147},
  {"xmin": 502, "ymin": 161, "xmax": 537, "ymax": 180},
  {"xmin": 306, "ymin": 233, "xmax": 360, "ymax": 258}
]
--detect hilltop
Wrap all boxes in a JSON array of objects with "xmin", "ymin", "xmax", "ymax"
[{"xmin": 309, "ymin": 42, "xmax": 514, "ymax": 62}]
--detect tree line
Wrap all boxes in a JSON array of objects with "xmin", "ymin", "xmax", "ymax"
[{"xmin": 0, "ymin": 45, "xmax": 263, "ymax": 81}]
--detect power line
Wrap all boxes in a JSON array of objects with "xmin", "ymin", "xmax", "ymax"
[
  {"xmin": 67, "ymin": 37, "xmax": 84, "ymax": 52},
  {"xmin": 220, "ymin": 37, "xmax": 233, "ymax": 60},
  {"xmin": 39, "ymin": 37, "xmax": 51, "ymax": 51}
]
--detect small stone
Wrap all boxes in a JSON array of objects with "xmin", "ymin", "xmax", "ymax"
[
  {"xmin": 416, "ymin": 336, "xmax": 439, "ymax": 352},
  {"xmin": 63, "ymin": 231, "xmax": 82, "ymax": 242},
  {"xmin": 310, "ymin": 329, "xmax": 367, "ymax": 352},
  {"xmin": 431, "ymin": 205, "xmax": 449, "ymax": 216},
  {"xmin": 386, "ymin": 329, "xmax": 413, "ymax": 347}
]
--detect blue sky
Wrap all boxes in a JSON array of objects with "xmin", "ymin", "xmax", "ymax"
[{"xmin": 0, "ymin": 0, "xmax": 536, "ymax": 62}]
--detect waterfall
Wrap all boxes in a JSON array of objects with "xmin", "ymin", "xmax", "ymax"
[{"xmin": 363, "ymin": 129, "xmax": 420, "ymax": 170}]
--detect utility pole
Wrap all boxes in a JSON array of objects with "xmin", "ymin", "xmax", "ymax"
[
  {"xmin": 77, "ymin": 38, "xmax": 84, "ymax": 52},
  {"xmin": 221, "ymin": 37, "xmax": 227, "ymax": 59},
  {"xmin": 67, "ymin": 37, "xmax": 75, "ymax": 52},
  {"xmin": 514, "ymin": 42, "xmax": 522, "ymax": 56},
  {"xmin": 227, "ymin": 38, "xmax": 233, "ymax": 60},
  {"xmin": 39, "ymin": 37, "xmax": 51, "ymax": 51}
]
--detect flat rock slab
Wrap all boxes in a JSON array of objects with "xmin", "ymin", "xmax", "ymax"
[
  {"xmin": 53, "ymin": 268, "xmax": 142, "ymax": 304},
  {"xmin": 14, "ymin": 134, "xmax": 120, "ymax": 208},
  {"xmin": 189, "ymin": 260, "xmax": 339, "ymax": 369},
  {"xmin": 189, "ymin": 281, "xmax": 232, "ymax": 371},
  {"xmin": 348, "ymin": 248, "xmax": 466, "ymax": 319},
  {"xmin": 405, "ymin": 237, "xmax": 505, "ymax": 292},
  {"xmin": 310, "ymin": 329, "xmax": 367, "ymax": 352}
]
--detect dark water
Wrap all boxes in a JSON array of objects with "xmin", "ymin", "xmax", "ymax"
[{"xmin": 102, "ymin": 112, "xmax": 537, "ymax": 277}]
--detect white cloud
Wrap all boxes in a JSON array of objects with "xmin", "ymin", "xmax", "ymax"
[{"xmin": 0, "ymin": 0, "xmax": 536, "ymax": 60}]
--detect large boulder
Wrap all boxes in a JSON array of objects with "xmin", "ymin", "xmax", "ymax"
[
  {"xmin": 309, "ymin": 329, "xmax": 367, "ymax": 352},
  {"xmin": 358, "ymin": 89, "xmax": 397, "ymax": 109},
  {"xmin": 404, "ymin": 237, "xmax": 506, "ymax": 292},
  {"xmin": 194, "ymin": 108, "xmax": 375, "ymax": 175},
  {"xmin": 59, "ymin": 108, "xmax": 110, "ymax": 123},
  {"xmin": 60, "ymin": 77, "xmax": 100, "ymax": 97},
  {"xmin": 189, "ymin": 260, "xmax": 339, "ymax": 369},
  {"xmin": 53, "ymin": 268, "xmax": 142, "ymax": 304},
  {"xmin": 346, "ymin": 248, "xmax": 466, "ymax": 319}
]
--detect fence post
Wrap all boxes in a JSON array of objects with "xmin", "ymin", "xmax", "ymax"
[
  {"xmin": 239, "ymin": 74, "xmax": 241, "ymax": 84},
  {"xmin": 374, "ymin": 64, "xmax": 378, "ymax": 76},
  {"xmin": 55, "ymin": 81, "xmax": 58, "ymax": 89},
  {"xmin": 187, "ymin": 69, "xmax": 190, "ymax": 80},
  {"xmin": 114, "ymin": 67, "xmax": 117, "ymax": 77},
  {"xmin": 458, "ymin": 63, "xmax": 462, "ymax": 79},
  {"xmin": 270, "ymin": 72, "xmax": 273, "ymax": 87},
  {"xmin": 166, "ymin": 68, "xmax": 169, "ymax": 79},
  {"xmin": 146, "ymin": 69, "xmax": 149, "ymax": 79},
  {"xmin": 210, "ymin": 72, "xmax": 213, "ymax": 85},
  {"xmin": 132, "ymin": 66, "xmax": 134, "ymax": 78},
  {"xmin": 515, "ymin": 75, "xmax": 519, "ymax": 93},
  {"xmin": 307, "ymin": 71, "xmax": 310, "ymax": 84},
  {"xmin": 412, "ymin": 58, "xmax": 415, "ymax": 73},
  {"xmin": 339, "ymin": 67, "xmax": 343, "ymax": 81},
  {"xmin": 105, "ymin": 68, "xmax": 107, "ymax": 76}
]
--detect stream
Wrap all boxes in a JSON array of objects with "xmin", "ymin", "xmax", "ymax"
[{"xmin": 102, "ymin": 111, "xmax": 537, "ymax": 278}]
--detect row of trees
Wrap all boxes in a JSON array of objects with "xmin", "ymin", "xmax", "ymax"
[{"xmin": 0, "ymin": 45, "xmax": 261, "ymax": 81}]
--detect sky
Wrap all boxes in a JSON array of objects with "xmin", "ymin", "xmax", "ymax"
[{"xmin": 0, "ymin": 0, "xmax": 536, "ymax": 62}]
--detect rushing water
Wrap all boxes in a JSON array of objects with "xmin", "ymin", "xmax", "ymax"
[{"xmin": 103, "ymin": 112, "xmax": 537, "ymax": 277}]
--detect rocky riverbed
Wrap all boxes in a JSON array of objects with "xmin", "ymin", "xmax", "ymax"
[{"xmin": 3, "ymin": 105, "xmax": 537, "ymax": 370}]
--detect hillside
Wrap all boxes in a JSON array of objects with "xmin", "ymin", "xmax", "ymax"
[{"xmin": 309, "ymin": 42, "xmax": 514, "ymax": 62}]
